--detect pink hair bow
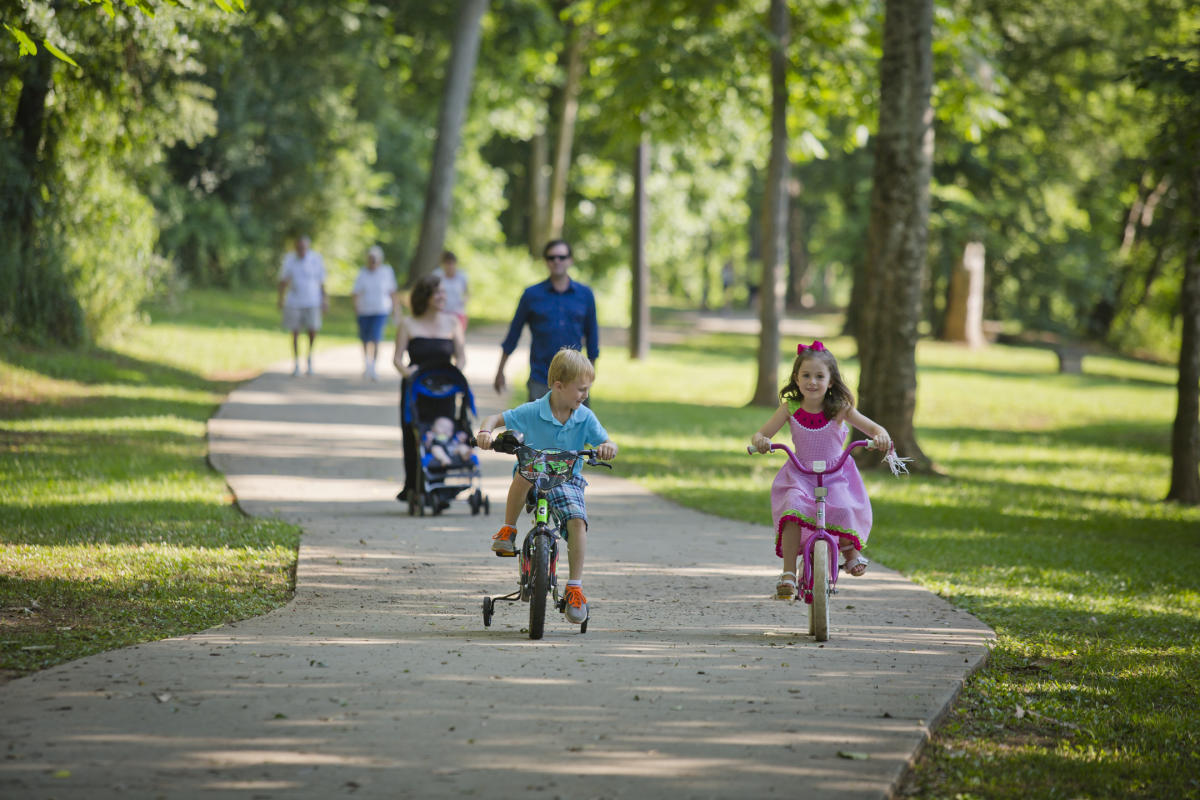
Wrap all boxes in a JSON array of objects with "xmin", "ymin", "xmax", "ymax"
[{"xmin": 797, "ymin": 340, "xmax": 825, "ymax": 355}]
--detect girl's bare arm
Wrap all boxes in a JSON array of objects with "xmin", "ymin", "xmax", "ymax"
[
  {"xmin": 751, "ymin": 404, "xmax": 791, "ymax": 453},
  {"xmin": 844, "ymin": 408, "xmax": 891, "ymax": 450}
]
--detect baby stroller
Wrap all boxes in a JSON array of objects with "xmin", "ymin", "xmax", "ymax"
[{"xmin": 401, "ymin": 364, "xmax": 490, "ymax": 517}]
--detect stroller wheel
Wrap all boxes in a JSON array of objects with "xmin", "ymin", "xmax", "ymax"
[
  {"xmin": 469, "ymin": 489, "xmax": 482, "ymax": 516},
  {"xmin": 483, "ymin": 496, "xmax": 491, "ymax": 515}
]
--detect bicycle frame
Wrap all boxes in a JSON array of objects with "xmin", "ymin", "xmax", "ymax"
[
  {"xmin": 754, "ymin": 439, "xmax": 871, "ymax": 603},
  {"xmin": 482, "ymin": 433, "xmax": 610, "ymax": 638}
]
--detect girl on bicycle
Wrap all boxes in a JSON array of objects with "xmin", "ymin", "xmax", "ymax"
[{"xmin": 750, "ymin": 341, "xmax": 891, "ymax": 600}]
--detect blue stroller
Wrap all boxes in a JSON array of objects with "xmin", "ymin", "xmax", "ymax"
[{"xmin": 401, "ymin": 365, "xmax": 490, "ymax": 517}]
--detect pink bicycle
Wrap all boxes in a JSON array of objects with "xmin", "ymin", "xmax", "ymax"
[{"xmin": 748, "ymin": 439, "xmax": 874, "ymax": 641}]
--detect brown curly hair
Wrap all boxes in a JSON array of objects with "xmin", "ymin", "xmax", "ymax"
[{"xmin": 779, "ymin": 346, "xmax": 855, "ymax": 420}]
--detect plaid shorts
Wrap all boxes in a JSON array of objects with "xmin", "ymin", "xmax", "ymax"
[{"xmin": 541, "ymin": 475, "xmax": 589, "ymax": 530}]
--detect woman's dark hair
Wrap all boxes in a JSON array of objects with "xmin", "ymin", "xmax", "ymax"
[
  {"xmin": 779, "ymin": 347, "xmax": 855, "ymax": 419},
  {"xmin": 410, "ymin": 275, "xmax": 442, "ymax": 316}
]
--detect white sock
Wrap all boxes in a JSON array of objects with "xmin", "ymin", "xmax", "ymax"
[{"xmin": 567, "ymin": 580, "xmax": 581, "ymax": 587}]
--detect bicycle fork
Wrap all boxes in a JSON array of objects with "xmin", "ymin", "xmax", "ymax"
[{"xmin": 799, "ymin": 465, "xmax": 840, "ymax": 604}]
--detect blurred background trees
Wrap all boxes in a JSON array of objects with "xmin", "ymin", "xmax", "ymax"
[{"xmin": 2, "ymin": 0, "xmax": 1195, "ymax": 364}]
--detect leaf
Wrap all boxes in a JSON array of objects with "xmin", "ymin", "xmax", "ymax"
[
  {"xmin": 41, "ymin": 40, "xmax": 79, "ymax": 68},
  {"xmin": 837, "ymin": 751, "xmax": 869, "ymax": 760},
  {"xmin": 154, "ymin": 692, "xmax": 172, "ymax": 703},
  {"xmin": 4, "ymin": 24, "xmax": 38, "ymax": 57}
]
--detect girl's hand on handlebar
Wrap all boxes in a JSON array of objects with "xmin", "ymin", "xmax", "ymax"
[
  {"xmin": 751, "ymin": 433, "xmax": 772, "ymax": 454},
  {"xmin": 596, "ymin": 441, "xmax": 617, "ymax": 461},
  {"xmin": 870, "ymin": 430, "xmax": 891, "ymax": 451}
]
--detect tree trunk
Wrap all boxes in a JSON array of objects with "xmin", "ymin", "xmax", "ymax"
[
  {"xmin": 546, "ymin": 15, "xmax": 585, "ymax": 242},
  {"xmin": 942, "ymin": 240, "xmax": 986, "ymax": 347},
  {"xmin": 630, "ymin": 133, "xmax": 650, "ymax": 360},
  {"xmin": 751, "ymin": 0, "xmax": 790, "ymax": 407},
  {"xmin": 1167, "ymin": 162, "xmax": 1200, "ymax": 504},
  {"xmin": 856, "ymin": 0, "xmax": 934, "ymax": 470},
  {"xmin": 1, "ymin": 48, "xmax": 82, "ymax": 345},
  {"xmin": 787, "ymin": 177, "xmax": 808, "ymax": 310},
  {"xmin": 407, "ymin": 0, "xmax": 488, "ymax": 283},
  {"xmin": 529, "ymin": 129, "xmax": 549, "ymax": 255}
]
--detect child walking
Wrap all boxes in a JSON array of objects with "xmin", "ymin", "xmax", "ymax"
[
  {"xmin": 475, "ymin": 348, "xmax": 618, "ymax": 624},
  {"xmin": 750, "ymin": 341, "xmax": 891, "ymax": 600}
]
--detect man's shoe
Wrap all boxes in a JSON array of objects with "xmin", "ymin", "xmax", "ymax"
[
  {"xmin": 563, "ymin": 584, "xmax": 587, "ymax": 624},
  {"xmin": 491, "ymin": 525, "xmax": 518, "ymax": 556},
  {"xmin": 291, "ymin": 362, "xmax": 301, "ymax": 377}
]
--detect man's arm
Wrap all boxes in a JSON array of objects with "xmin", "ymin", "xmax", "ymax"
[{"xmin": 496, "ymin": 288, "xmax": 532, "ymax": 393}]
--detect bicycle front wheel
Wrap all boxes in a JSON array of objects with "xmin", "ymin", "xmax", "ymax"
[
  {"xmin": 810, "ymin": 538, "xmax": 831, "ymax": 642},
  {"xmin": 528, "ymin": 535, "xmax": 551, "ymax": 640}
]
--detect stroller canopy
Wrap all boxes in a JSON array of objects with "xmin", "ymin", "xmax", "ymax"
[{"xmin": 403, "ymin": 364, "xmax": 476, "ymax": 427}]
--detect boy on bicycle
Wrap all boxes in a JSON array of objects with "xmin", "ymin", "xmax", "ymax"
[{"xmin": 475, "ymin": 347, "xmax": 618, "ymax": 624}]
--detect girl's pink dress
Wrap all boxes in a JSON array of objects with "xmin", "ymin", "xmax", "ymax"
[{"xmin": 770, "ymin": 403, "xmax": 872, "ymax": 557}]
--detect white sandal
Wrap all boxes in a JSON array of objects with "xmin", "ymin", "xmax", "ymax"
[
  {"xmin": 842, "ymin": 555, "xmax": 870, "ymax": 577},
  {"xmin": 775, "ymin": 572, "xmax": 798, "ymax": 600}
]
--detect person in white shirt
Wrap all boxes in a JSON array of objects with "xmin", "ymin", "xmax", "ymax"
[
  {"xmin": 432, "ymin": 250, "xmax": 469, "ymax": 331},
  {"xmin": 278, "ymin": 235, "xmax": 327, "ymax": 376},
  {"xmin": 352, "ymin": 245, "xmax": 399, "ymax": 381}
]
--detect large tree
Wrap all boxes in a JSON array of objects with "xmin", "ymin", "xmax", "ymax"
[
  {"xmin": 856, "ymin": 0, "xmax": 934, "ymax": 470},
  {"xmin": 408, "ymin": 0, "xmax": 490, "ymax": 283},
  {"xmin": 750, "ymin": 0, "xmax": 791, "ymax": 407},
  {"xmin": 1132, "ymin": 51, "xmax": 1200, "ymax": 505}
]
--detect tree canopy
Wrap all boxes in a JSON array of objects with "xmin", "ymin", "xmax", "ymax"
[{"xmin": 0, "ymin": 0, "xmax": 1194, "ymax": 371}]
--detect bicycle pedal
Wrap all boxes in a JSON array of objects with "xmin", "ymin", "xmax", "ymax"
[{"xmin": 493, "ymin": 550, "xmax": 518, "ymax": 558}]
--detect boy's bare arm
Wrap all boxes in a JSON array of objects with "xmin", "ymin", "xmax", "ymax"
[{"xmin": 474, "ymin": 413, "xmax": 507, "ymax": 449}]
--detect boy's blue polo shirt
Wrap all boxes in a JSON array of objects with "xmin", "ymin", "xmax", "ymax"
[
  {"xmin": 500, "ymin": 278, "xmax": 599, "ymax": 385},
  {"xmin": 503, "ymin": 394, "xmax": 608, "ymax": 477}
]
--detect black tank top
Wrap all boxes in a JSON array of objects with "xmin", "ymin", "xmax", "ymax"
[{"xmin": 407, "ymin": 337, "xmax": 454, "ymax": 371}]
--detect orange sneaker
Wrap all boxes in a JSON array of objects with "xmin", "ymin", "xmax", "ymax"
[
  {"xmin": 491, "ymin": 525, "xmax": 518, "ymax": 556},
  {"xmin": 563, "ymin": 584, "xmax": 587, "ymax": 624}
]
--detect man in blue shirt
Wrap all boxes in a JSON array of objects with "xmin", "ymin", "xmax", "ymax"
[{"xmin": 493, "ymin": 239, "xmax": 600, "ymax": 401}]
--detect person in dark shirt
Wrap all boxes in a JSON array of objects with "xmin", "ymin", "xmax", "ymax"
[{"xmin": 493, "ymin": 239, "xmax": 600, "ymax": 401}]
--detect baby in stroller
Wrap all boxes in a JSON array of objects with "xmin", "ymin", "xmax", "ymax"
[
  {"xmin": 401, "ymin": 364, "xmax": 490, "ymax": 517},
  {"xmin": 423, "ymin": 416, "xmax": 474, "ymax": 467}
]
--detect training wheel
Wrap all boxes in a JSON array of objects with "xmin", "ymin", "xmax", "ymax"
[{"xmin": 482, "ymin": 596, "xmax": 494, "ymax": 627}]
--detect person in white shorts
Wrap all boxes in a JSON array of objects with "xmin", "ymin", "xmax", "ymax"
[{"xmin": 278, "ymin": 235, "xmax": 327, "ymax": 376}]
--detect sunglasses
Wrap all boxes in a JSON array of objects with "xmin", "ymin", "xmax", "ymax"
[{"xmin": 545, "ymin": 254, "xmax": 570, "ymax": 262}]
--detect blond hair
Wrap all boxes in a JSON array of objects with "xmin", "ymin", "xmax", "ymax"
[{"xmin": 547, "ymin": 347, "xmax": 594, "ymax": 386}]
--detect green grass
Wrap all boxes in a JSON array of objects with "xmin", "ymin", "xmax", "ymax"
[
  {"xmin": 590, "ymin": 331, "xmax": 1200, "ymax": 800},
  {"xmin": 0, "ymin": 289, "xmax": 357, "ymax": 675},
  {"xmin": 3, "ymin": 289, "xmax": 1198, "ymax": 797}
]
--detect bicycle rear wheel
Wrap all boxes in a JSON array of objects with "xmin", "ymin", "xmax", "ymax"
[
  {"xmin": 528, "ymin": 535, "xmax": 550, "ymax": 640},
  {"xmin": 810, "ymin": 538, "xmax": 831, "ymax": 641}
]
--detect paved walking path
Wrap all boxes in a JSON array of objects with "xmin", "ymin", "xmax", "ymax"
[{"xmin": 0, "ymin": 335, "xmax": 993, "ymax": 799}]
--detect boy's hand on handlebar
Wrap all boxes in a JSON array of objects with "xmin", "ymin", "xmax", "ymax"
[
  {"xmin": 475, "ymin": 430, "xmax": 493, "ymax": 450},
  {"xmin": 751, "ymin": 433, "xmax": 772, "ymax": 454},
  {"xmin": 596, "ymin": 442, "xmax": 617, "ymax": 461}
]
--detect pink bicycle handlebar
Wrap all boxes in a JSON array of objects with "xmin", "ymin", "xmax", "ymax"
[{"xmin": 746, "ymin": 439, "xmax": 872, "ymax": 475}]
